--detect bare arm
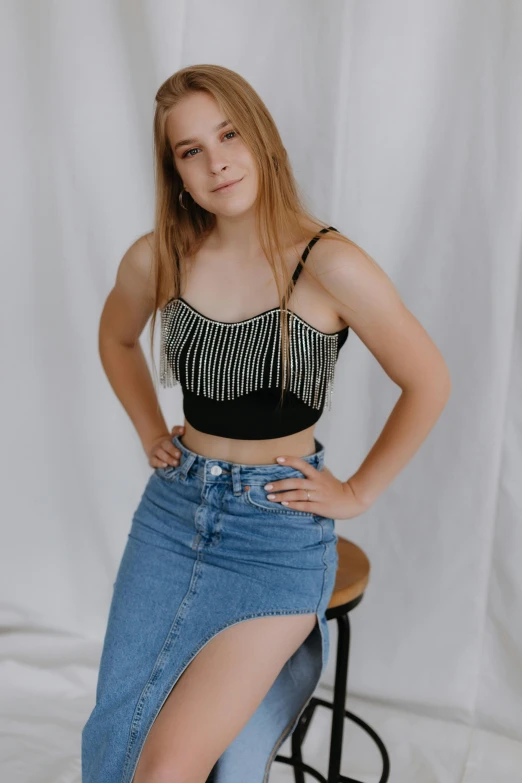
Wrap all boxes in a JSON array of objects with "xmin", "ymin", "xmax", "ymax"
[
  {"xmin": 98, "ymin": 233, "xmax": 176, "ymax": 461},
  {"xmin": 313, "ymin": 240, "xmax": 452, "ymax": 508}
]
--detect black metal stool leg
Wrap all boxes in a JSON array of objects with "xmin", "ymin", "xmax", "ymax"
[{"xmin": 327, "ymin": 613, "xmax": 350, "ymax": 782}]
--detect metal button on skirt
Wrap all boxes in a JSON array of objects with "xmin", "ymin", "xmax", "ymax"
[{"xmin": 81, "ymin": 435, "xmax": 338, "ymax": 783}]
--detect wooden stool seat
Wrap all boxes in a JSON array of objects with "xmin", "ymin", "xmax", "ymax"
[{"xmin": 327, "ymin": 536, "xmax": 370, "ymax": 610}]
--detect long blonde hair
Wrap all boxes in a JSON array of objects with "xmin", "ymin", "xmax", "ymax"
[{"xmin": 148, "ymin": 63, "xmax": 373, "ymax": 406}]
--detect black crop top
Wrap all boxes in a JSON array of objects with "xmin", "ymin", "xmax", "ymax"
[{"xmin": 159, "ymin": 226, "xmax": 349, "ymax": 439}]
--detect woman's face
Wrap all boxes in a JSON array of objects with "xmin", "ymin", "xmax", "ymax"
[{"xmin": 166, "ymin": 91, "xmax": 259, "ymax": 217}]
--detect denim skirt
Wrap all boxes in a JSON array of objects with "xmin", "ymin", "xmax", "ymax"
[{"xmin": 81, "ymin": 434, "xmax": 338, "ymax": 783}]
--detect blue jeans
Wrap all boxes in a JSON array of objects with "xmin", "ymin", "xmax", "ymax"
[{"xmin": 81, "ymin": 435, "xmax": 338, "ymax": 782}]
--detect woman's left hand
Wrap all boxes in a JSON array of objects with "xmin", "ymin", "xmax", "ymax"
[{"xmin": 264, "ymin": 455, "xmax": 369, "ymax": 520}]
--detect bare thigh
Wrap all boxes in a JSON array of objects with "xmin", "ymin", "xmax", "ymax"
[{"xmin": 132, "ymin": 612, "xmax": 317, "ymax": 783}]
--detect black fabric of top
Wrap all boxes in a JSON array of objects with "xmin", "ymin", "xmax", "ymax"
[{"xmin": 180, "ymin": 226, "xmax": 349, "ymax": 439}]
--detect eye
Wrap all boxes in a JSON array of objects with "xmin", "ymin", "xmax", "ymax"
[
  {"xmin": 182, "ymin": 147, "xmax": 199, "ymax": 159},
  {"xmin": 181, "ymin": 130, "xmax": 238, "ymax": 159}
]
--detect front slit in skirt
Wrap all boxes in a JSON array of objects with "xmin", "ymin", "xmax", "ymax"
[{"xmin": 81, "ymin": 434, "xmax": 338, "ymax": 782}]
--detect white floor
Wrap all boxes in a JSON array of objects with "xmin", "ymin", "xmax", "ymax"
[{"xmin": 1, "ymin": 632, "xmax": 522, "ymax": 783}]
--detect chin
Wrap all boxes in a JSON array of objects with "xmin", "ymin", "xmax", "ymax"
[{"xmin": 223, "ymin": 203, "xmax": 256, "ymax": 217}]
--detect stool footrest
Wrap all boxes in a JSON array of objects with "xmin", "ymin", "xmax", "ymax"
[
  {"xmin": 275, "ymin": 697, "xmax": 390, "ymax": 783},
  {"xmin": 274, "ymin": 754, "xmax": 326, "ymax": 782},
  {"xmin": 275, "ymin": 752, "xmax": 377, "ymax": 783}
]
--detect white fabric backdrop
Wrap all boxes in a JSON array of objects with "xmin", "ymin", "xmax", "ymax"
[{"xmin": 1, "ymin": 1, "xmax": 521, "ymax": 781}]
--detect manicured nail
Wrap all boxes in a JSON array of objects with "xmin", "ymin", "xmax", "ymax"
[
  {"xmin": 276, "ymin": 457, "xmax": 285, "ymax": 463},
  {"xmin": 281, "ymin": 501, "xmax": 289, "ymax": 505},
  {"xmin": 265, "ymin": 484, "xmax": 273, "ymax": 490},
  {"xmin": 267, "ymin": 494, "xmax": 276, "ymax": 500}
]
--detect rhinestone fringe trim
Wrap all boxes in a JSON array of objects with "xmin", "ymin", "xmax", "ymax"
[{"xmin": 159, "ymin": 299, "xmax": 339, "ymax": 411}]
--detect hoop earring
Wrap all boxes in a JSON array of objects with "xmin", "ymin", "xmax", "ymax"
[{"xmin": 179, "ymin": 188, "xmax": 189, "ymax": 210}]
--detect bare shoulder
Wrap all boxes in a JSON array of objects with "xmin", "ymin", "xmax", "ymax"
[
  {"xmin": 306, "ymin": 233, "xmax": 394, "ymax": 320},
  {"xmin": 309, "ymin": 233, "xmax": 451, "ymax": 393},
  {"xmin": 117, "ymin": 231, "xmax": 155, "ymax": 290},
  {"xmin": 307, "ymin": 231, "xmax": 383, "ymax": 281},
  {"xmin": 99, "ymin": 231, "xmax": 156, "ymax": 346}
]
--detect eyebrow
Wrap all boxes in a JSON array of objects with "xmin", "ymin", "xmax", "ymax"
[{"xmin": 173, "ymin": 119, "xmax": 232, "ymax": 152}]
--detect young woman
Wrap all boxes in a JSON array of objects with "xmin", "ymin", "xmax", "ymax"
[{"xmin": 82, "ymin": 65, "xmax": 451, "ymax": 782}]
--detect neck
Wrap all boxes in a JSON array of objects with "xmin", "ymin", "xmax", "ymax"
[{"xmin": 210, "ymin": 209, "xmax": 262, "ymax": 262}]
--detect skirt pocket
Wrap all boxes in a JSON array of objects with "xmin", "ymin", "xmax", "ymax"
[{"xmin": 244, "ymin": 482, "xmax": 315, "ymax": 518}]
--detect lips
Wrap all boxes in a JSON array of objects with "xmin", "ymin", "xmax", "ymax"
[{"xmin": 213, "ymin": 177, "xmax": 243, "ymax": 192}]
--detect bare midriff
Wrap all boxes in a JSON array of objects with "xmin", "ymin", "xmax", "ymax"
[{"xmin": 180, "ymin": 419, "xmax": 318, "ymax": 465}]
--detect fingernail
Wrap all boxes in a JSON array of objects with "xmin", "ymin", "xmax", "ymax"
[
  {"xmin": 276, "ymin": 457, "xmax": 285, "ymax": 463},
  {"xmin": 267, "ymin": 494, "xmax": 276, "ymax": 500},
  {"xmin": 265, "ymin": 484, "xmax": 273, "ymax": 490},
  {"xmin": 281, "ymin": 501, "xmax": 289, "ymax": 505}
]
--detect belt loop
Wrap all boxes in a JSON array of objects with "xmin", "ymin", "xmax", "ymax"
[
  {"xmin": 231, "ymin": 464, "xmax": 242, "ymax": 495},
  {"xmin": 179, "ymin": 452, "xmax": 197, "ymax": 481},
  {"xmin": 314, "ymin": 438, "xmax": 325, "ymax": 470}
]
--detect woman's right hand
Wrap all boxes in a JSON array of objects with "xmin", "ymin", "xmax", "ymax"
[{"xmin": 145, "ymin": 424, "xmax": 185, "ymax": 469}]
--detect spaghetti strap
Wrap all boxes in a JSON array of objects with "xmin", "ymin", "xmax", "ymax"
[{"xmin": 283, "ymin": 226, "xmax": 339, "ymax": 306}]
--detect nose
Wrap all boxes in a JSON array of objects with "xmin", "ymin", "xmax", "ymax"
[{"xmin": 207, "ymin": 151, "xmax": 229, "ymax": 176}]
